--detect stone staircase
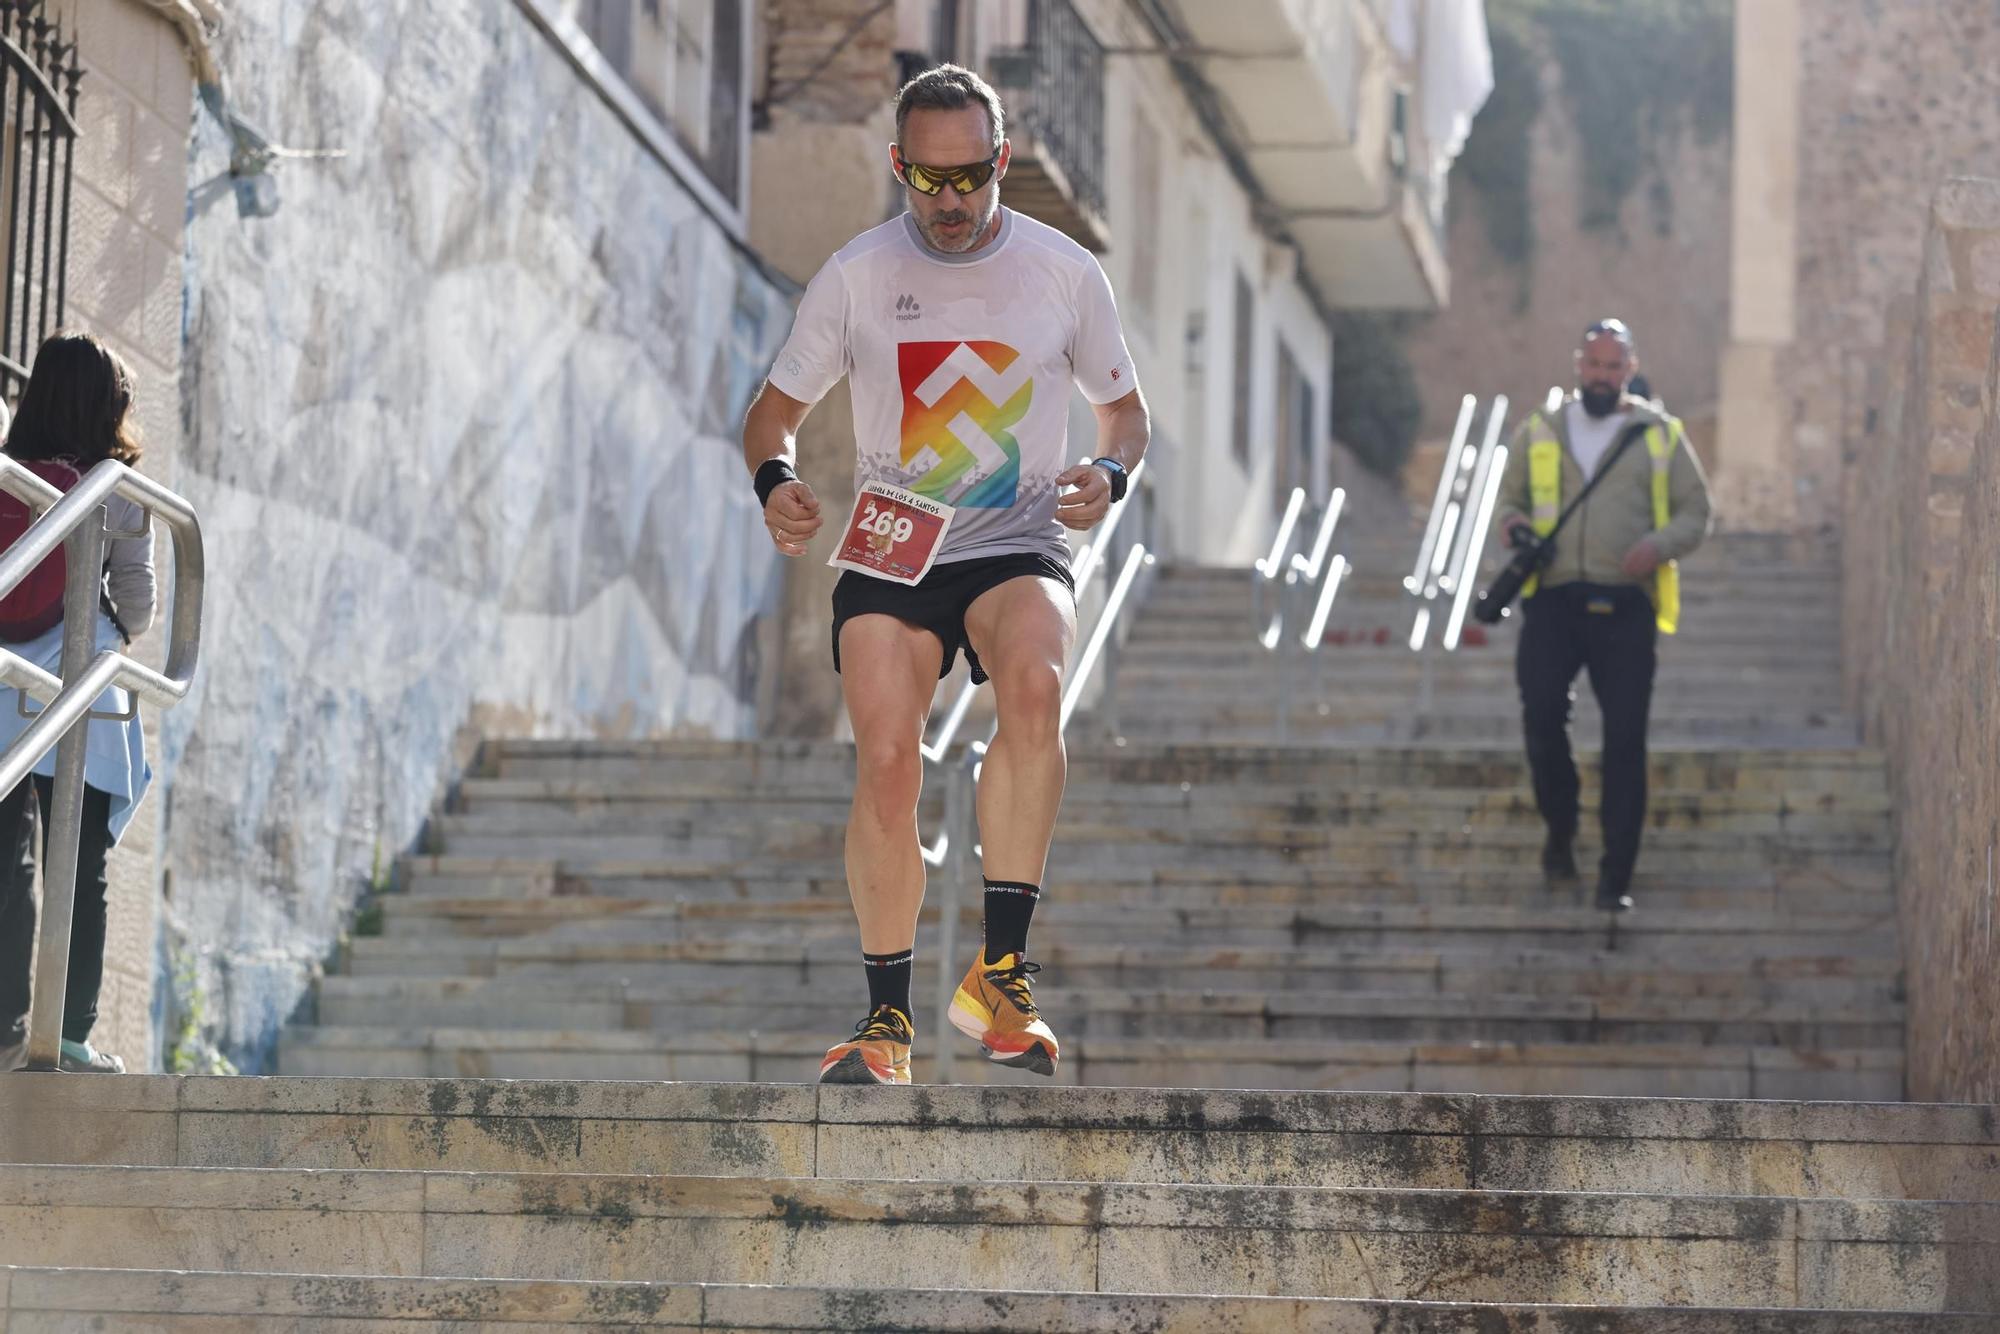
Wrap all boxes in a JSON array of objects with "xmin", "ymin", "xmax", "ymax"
[
  {"xmin": 271, "ymin": 737, "xmax": 1903, "ymax": 1100},
  {"xmin": 6, "ymin": 530, "xmax": 1993, "ymax": 1325},
  {"xmin": 3, "ymin": 1078, "xmax": 1996, "ymax": 1324}
]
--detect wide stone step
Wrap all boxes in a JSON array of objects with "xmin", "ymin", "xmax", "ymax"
[
  {"xmin": 438, "ymin": 796, "xmax": 1888, "ymax": 840},
  {"xmin": 13, "ymin": 1079, "xmax": 1988, "ymax": 1201},
  {"xmin": 3, "ymin": 1163, "xmax": 1983, "ymax": 1308},
  {"xmin": 314, "ymin": 976, "xmax": 1901, "ymax": 1049},
  {"xmin": 272, "ymin": 1026, "xmax": 1904, "ymax": 1099},
  {"xmin": 399, "ymin": 864, "xmax": 1892, "ymax": 917},
  {"xmin": 371, "ymin": 897, "xmax": 1896, "ymax": 960},
  {"xmin": 5, "ymin": 1268, "xmax": 1982, "ymax": 1333},
  {"xmin": 339, "ymin": 936, "xmax": 1903, "ymax": 1006}
]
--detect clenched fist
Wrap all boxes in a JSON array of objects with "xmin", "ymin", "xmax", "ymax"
[
  {"xmin": 1054, "ymin": 462, "xmax": 1114, "ymax": 531},
  {"xmin": 765, "ymin": 480, "xmax": 822, "ymax": 557}
]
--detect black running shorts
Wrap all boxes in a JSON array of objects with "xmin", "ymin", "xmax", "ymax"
[{"xmin": 831, "ymin": 552, "xmax": 1076, "ymax": 684}]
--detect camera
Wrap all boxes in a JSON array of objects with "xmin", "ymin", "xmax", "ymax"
[{"xmin": 1473, "ymin": 524, "xmax": 1552, "ymax": 624}]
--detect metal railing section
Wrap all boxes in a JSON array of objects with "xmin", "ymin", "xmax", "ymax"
[
  {"xmin": 1407, "ymin": 394, "xmax": 1507, "ymax": 653},
  {"xmin": 0, "ymin": 458, "xmax": 205, "ymax": 1072},
  {"xmin": 1255, "ymin": 486, "xmax": 1351, "ymax": 742}
]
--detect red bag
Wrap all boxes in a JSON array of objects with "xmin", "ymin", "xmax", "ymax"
[{"xmin": 0, "ymin": 458, "xmax": 82, "ymax": 642}]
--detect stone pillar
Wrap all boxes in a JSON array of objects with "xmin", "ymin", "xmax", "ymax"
[{"xmin": 1712, "ymin": 0, "xmax": 1800, "ymax": 529}]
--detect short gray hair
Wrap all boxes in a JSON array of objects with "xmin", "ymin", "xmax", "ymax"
[{"xmin": 895, "ymin": 64, "xmax": 1006, "ymax": 153}]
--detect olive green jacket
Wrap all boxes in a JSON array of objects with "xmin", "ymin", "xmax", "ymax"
[{"xmin": 1494, "ymin": 393, "xmax": 1714, "ymax": 592}]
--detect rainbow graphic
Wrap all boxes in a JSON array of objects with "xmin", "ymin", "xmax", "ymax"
[{"xmin": 898, "ymin": 340, "xmax": 1033, "ymax": 509}]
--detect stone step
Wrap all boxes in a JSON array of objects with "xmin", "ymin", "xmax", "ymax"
[
  {"xmin": 272, "ymin": 1026, "xmax": 1905, "ymax": 1099},
  {"xmin": 372, "ymin": 898, "xmax": 1897, "ymax": 959},
  {"xmin": 431, "ymin": 825, "xmax": 1894, "ymax": 869},
  {"xmin": 7, "ymin": 1079, "xmax": 1991, "ymax": 1199},
  {"xmin": 5, "ymin": 1268, "xmax": 1983, "ymax": 1333},
  {"xmin": 399, "ymin": 866, "xmax": 1893, "ymax": 916},
  {"xmin": 314, "ymin": 976, "xmax": 1901, "ymax": 1049},
  {"xmin": 6, "ymin": 1162, "xmax": 1980, "ymax": 1308},
  {"xmin": 339, "ymin": 936, "xmax": 1903, "ymax": 1006},
  {"xmin": 1113, "ymin": 718, "xmax": 1865, "ymax": 748},
  {"xmin": 453, "ymin": 776, "xmax": 1892, "ymax": 813}
]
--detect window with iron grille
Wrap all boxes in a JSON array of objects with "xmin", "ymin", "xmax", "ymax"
[{"xmin": 0, "ymin": 0, "xmax": 82, "ymax": 402}]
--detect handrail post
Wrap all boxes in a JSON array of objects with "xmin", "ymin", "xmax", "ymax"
[
  {"xmin": 932, "ymin": 751, "xmax": 975, "ymax": 1084},
  {"xmin": 21, "ymin": 503, "xmax": 106, "ymax": 1072}
]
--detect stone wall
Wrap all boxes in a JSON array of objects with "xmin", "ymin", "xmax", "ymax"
[
  {"xmin": 1721, "ymin": 0, "xmax": 2000, "ymax": 531},
  {"xmin": 1842, "ymin": 178, "xmax": 2000, "ymax": 1103},
  {"xmin": 163, "ymin": 0, "xmax": 795, "ymax": 1069},
  {"xmin": 51, "ymin": 0, "xmax": 196, "ymax": 1071}
]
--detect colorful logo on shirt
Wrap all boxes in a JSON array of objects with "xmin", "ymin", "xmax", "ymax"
[{"xmin": 898, "ymin": 340, "xmax": 1031, "ymax": 508}]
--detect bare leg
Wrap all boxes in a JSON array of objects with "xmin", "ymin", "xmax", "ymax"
[
  {"xmin": 838, "ymin": 615, "xmax": 945, "ymax": 953},
  {"xmin": 963, "ymin": 576, "xmax": 1077, "ymax": 886}
]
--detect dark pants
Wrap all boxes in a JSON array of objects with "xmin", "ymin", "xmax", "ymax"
[
  {"xmin": 1516, "ymin": 584, "xmax": 1657, "ymax": 891},
  {"xmin": 0, "ymin": 775, "xmax": 115, "ymax": 1045}
]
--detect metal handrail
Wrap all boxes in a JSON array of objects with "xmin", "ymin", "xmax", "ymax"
[
  {"xmin": 1407, "ymin": 395, "xmax": 1475, "ymax": 595},
  {"xmin": 1407, "ymin": 395, "xmax": 1507, "ymax": 653},
  {"xmin": 0, "ymin": 458, "xmax": 205, "ymax": 1072},
  {"xmin": 1253, "ymin": 486, "xmax": 1308, "ymax": 651},
  {"xmin": 1260, "ymin": 487, "xmax": 1349, "ymax": 742},
  {"xmin": 920, "ymin": 455, "xmax": 1149, "ymax": 765}
]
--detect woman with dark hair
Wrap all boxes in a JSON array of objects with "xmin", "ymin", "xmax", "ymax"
[{"xmin": 0, "ymin": 331, "xmax": 156, "ymax": 1074}]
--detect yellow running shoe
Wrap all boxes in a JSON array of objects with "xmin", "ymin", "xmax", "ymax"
[
  {"xmin": 818, "ymin": 1005, "xmax": 914, "ymax": 1085},
  {"xmin": 948, "ymin": 952, "xmax": 1059, "ymax": 1076}
]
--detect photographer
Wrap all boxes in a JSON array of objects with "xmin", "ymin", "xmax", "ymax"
[{"xmin": 1491, "ymin": 319, "xmax": 1713, "ymax": 912}]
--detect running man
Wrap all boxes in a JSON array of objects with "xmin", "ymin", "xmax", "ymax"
[{"xmin": 741, "ymin": 64, "xmax": 1149, "ymax": 1085}]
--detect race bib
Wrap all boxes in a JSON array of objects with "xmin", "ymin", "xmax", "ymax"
[{"xmin": 827, "ymin": 482, "xmax": 955, "ymax": 585}]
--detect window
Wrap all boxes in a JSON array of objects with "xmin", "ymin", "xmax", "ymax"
[
  {"xmin": 1274, "ymin": 341, "xmax": 1316, "ymax": 512},
  {"xmin": 577, "ymin": 0, "xmax": 747, "ymax": 203},
  {"xmin": 1230, "ymin": 271, "xmax": 1255, "ymax": 471}
]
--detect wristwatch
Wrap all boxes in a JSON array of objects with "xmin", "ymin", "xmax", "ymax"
[{"xmin": 1091, "ymin": 457, "xmax": 1129, "ymax": 503}]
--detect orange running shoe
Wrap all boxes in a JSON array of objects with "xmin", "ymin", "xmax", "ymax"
[
  {"xmin": 948, "ymin": 952, "xmax": 1059, "ymax": 1076},
  {"xmin": 818, "ymin": 1005, "xmax": 914, "ymax": 1085}
]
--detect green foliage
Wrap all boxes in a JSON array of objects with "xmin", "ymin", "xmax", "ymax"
[
  {"xmin": 1456, "ymin": 23, "xmax": 1542, "ymax": 273},
  {"xmin": 163, "ymin": 950, "xmax": 238, "ymax": 1076},
  {"xmin": 1331, "ymin": 313, "xmax": 1423, "ymax": 477}
]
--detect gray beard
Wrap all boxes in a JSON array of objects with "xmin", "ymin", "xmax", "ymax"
[{"xmin": 918, "ymin": 194, "xmax": 1001, "ymax": 254}]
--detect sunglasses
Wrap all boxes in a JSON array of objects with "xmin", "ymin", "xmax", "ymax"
[{"xmin": 894, "ymin": 148, "xmax": 999, "ymax": 197}]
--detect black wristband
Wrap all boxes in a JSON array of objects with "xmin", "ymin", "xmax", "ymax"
[{"xmin": 754, "ymin": 458, "xmax": 799, "ymax": 508}]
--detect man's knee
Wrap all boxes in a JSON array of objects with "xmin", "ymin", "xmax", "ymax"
[
  {"xmin": 853, "ymin": 734, "xmax": 923, "ymax": 818},
  {"xmin": 992, "ymin": 658, "xmax": 1064, "ymax": 739}
]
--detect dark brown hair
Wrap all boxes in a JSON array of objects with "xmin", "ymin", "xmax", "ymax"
[
  {"xmin": 894, "ymin": 63, "xmax": 1006, "ymax": 153},
  {"xmin": 6, "ymin": 330, "xmax": 143, "ymax": 468}
]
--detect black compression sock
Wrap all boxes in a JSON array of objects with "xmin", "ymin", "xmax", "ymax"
[
  {"xmin": 982, "ymin": 879, "xmax": 1041, "ymax": 964},
  {"xmin": 862, "ymin": 948, "xmax": 913, "ymax": 1017}
]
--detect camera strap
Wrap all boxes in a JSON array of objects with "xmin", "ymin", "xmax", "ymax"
[{"xmin": 1538, "ymin": 415, "xmax": 1654, "ymax": 545}]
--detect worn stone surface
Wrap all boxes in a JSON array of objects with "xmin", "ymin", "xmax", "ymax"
[
  {"xmin": 1729, "ymin": 0, "xmax": 2000, "ymax": 530},
  {"xmin": 154, "ymin": 0, "xmax": 795, "ymax": 1070},
  {"xmin": 8, "ymin": 1269, "xmax": 1992, "ymax": 1331},
  {"xmin": 1842, "ymin": 178, "xmax": 2000, "ymax": 1103}
]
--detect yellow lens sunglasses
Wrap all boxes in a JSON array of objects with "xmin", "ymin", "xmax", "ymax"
[{"xmin": 893, "ymin": 147, "xmax": 1000, "ymax": 197}]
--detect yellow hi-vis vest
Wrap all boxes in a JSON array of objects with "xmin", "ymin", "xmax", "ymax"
[{"xmin": 1521, "ymin": 414, "xmax": 1682, "ymax": 634}]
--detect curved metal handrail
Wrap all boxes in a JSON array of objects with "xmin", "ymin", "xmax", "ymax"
[
  {"xmin": 0, "ymin": 457, "xmax": 205, "ymax": 1071},
  {"xmin": 920, "ymin": 455, "xmax": 1150, "ymax": 765}
]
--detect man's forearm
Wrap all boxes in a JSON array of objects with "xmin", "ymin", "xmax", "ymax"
[
  {"xmin": 1094, "ymin": 392, "xmax": 1150, "ymax": 471},
  {"xmin": 742, "ymin": 383, "xmax": 808, "ymax": 477}
]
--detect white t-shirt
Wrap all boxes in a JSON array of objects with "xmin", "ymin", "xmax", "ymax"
[
  {"xmin": 1565, "ymin": 401, "xmax": 1631, "ymax": 477},
  {"xmin": 767, "ymin": 208, "xmax": 1138, "ymax": 565}
]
